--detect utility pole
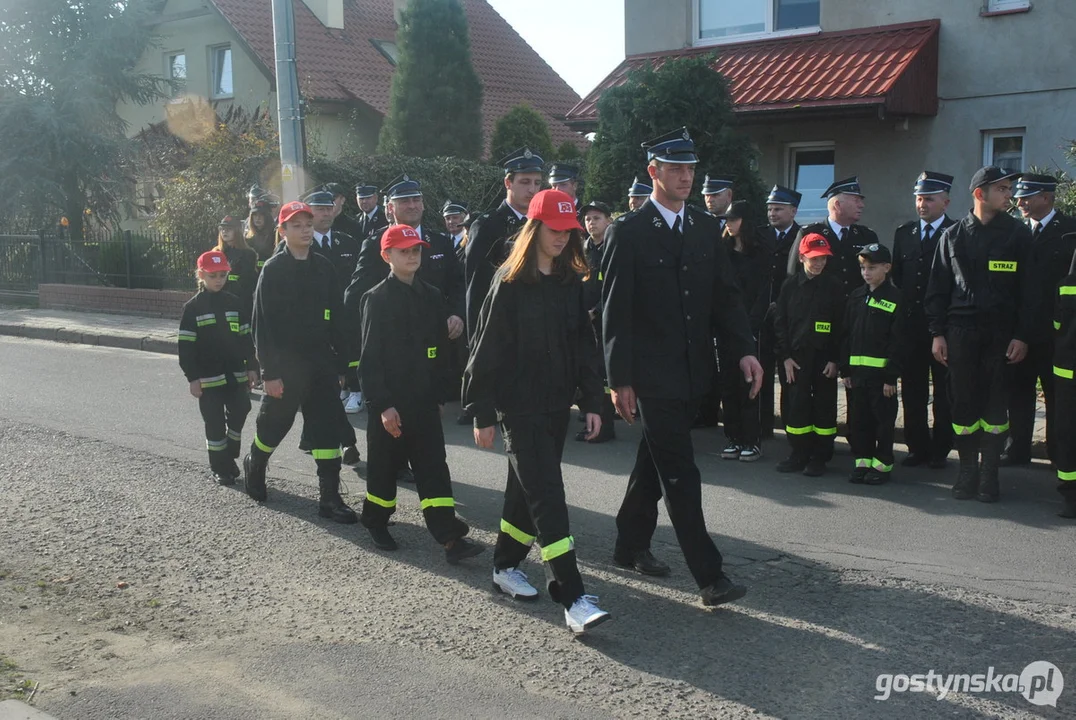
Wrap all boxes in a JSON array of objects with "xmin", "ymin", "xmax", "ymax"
[{"xmin": 272, "ymin": 0, "xmax": 304, "ymax": 201}]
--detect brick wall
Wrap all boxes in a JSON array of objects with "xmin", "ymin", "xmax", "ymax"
[{"xmin": 38, "ymin": 284, "xmax": 192, "ymax": 319}]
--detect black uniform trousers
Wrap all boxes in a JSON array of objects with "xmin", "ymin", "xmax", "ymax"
[
  {"xmin": 1054, "ymin": 375, "xmax": 1076, "ymax": 502},
  {"xmin": 720, "ymin": 349, "xmax": 760, "ymax": 446},
  {"xmin": 1007, "ymin": 339, "xmax": 1055, "ymax": 462},
  {"xmin": 901, "ymin": 317, "xmax": 953, "ymax": 461},
  {"xmin": 251, "ymin": 368, "xmax": 346, "ymax": 479},
  {"xmin": 848, "ymin": 380, "xmax": 898, "ymax": 474},
  {"xmin": 780, "ymin": 351, "xmax": 838, "ymax": 462},
  {"xmin": 946, "ymin": 323, "xmax": 1011, "ymax": 444},
  {"xmin": 199, "ymin": 381, "xmax": 251, "ymax": 471},
  {"xmin": 589, "ymin": 317, "xmax": 616, "ymax": 426},
  {"xmin": 695, "ymin": 345, "xmax": 722, "ymax": 426},
  {"xmin": 758, "ymin": 324, "xmax": 777, "ymax": 438},
  {"xmin": 494, "ymin": 409, "xmax": 585, "ymax": 609},
  {"xmin": 360, "ymin": 403, "xmax": 468, "ymax": 545},
  {"xmin": 615, "ymin": 397, "xmax": 723, "ymax": 590}
]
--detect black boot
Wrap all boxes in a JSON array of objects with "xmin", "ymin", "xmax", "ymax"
[
  {"xmin": 318, "ymin": 475, "xmax": 358, "ymax": 524},
  {"xmin": 977, "ymin": 434, "xmax": 1002, "ymax": 503},
  {"xmin": 243, "ymin": 452, "xmax": 268, "ymax": 501},
  {"xmin": 227, "ymin": 437, "xmax": 242, "ymax": 477},
  {"xmin": 209, "ymin": 452, "xmax": 236, "ymax": 486},
  {"xmin": 951, "ymin": 436, "xmax": 979, "ymax": 500}
]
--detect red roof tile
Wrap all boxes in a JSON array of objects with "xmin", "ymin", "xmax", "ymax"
[
  {"xmin": 566, "ymin": 19, "xmax": 939, "ymax": 127},
  {"xmin": 208, "ymin": 0, "xmax": 584, "ymax": 153}
]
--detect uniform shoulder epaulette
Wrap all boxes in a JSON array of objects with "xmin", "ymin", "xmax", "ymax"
[
  {"xmin": 896, "ymin": 220, "xmax": 918, "ymax": 230},
  {"xmin": 686, "ymin": 203, "xmax": 709, "ymax": 217}
]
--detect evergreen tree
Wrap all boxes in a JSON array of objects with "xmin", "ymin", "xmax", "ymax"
[
  {"xmin": 489, "ymin": 103, "xmax": 556, "ymax": 164},
  {"xmin": 377, "ymin": 0, "xmax": 483, "ymax": 159},
  {"xmin": 584, "ymin": 56, "xmax": 764, "ymax": 216},
  {"xmin": 556, "ymin": 140, "xmax": 583, "ymax": 161}
]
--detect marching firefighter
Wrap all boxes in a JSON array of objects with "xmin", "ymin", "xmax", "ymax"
[{"xmin": 1052, "ymin": 244, "xmax": 1076, "ymax": 518}]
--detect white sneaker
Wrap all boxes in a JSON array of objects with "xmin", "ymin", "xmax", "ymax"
[
  {"xmin": 721, "ymin": 443, "xmax": 741, "ymax": 460},
  {"xmin": 492, "ymin": 567, "xmax": 539, "ymax": 600},
  {"xmin": 344, "ymin": 392, "xmax": 364, "ymax": 414},
  {"xmin": 565, "ymin": 594, "xmax": 610, "ymax": 635},
  {"xmin": 340, "ymin": 389, "xmax": 350, "ymax": 401}
]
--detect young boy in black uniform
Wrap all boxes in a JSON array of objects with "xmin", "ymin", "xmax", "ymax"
[
  {"xmin": 774, "ymin": 233, "xmax": 845, "ymax": 476},
  {"xmin": 577, "ymin": 200, "xmax": 616, "ymax": 443},
  {"xmin": 841, "ymin": 244, "xmax": 905, "ymax": 485},
  {"xmin": 1053, "ymin": 246, "xmax": 1076, "ymax": 518},
  {"xmin": 359, "ymin": 224, "xmax": 484, "ymax": 563},
  {"xmin": 179, "ymin": 250, "xmax": 258, "ymax": 485},
  {"xmin": 243, "ymin": 201, "xmax": 357, "ymax": 524}
]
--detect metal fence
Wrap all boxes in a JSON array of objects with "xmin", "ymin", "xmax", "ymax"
[{"xmin": 0, "ymin": 229, "xmax": 205, "ymax": 293}]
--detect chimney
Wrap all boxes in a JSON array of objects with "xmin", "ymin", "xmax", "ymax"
[
  {"xmin": 300, "ymin": 0, "xmax": 344, "ymax": 30},
  {"xmin": 393, "ymin": 0, "xmax": 409, "ymax": 24}
]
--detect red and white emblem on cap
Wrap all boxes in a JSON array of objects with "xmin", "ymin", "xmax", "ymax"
[
  {"xmin": 557, "ymin": 202, "xmax": 573, "ymax": 214},
  {"xmin": 402, "ymin": 227, "xmax": 417, "ymax": 237},
  {"xmin": 212, "ymin": 256, "xmax": 222, "ymax": 264}
]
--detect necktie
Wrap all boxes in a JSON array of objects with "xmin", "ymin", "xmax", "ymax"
[
  {"xmin": 672, "ymin": 216, "xmax": 682, "ymax": 235},
  {"xmin": 922, "ymin": 225, "xmax": 931, "ymax": 245},
  {"xmin": 839, "ymin": 227, "xmax": 848, "ymax": 243},
  {"xmin": 1033, "ymin": 222, "xmax": 1042, "ymax": 240},
  {"xmin": 777, "ymin": 230, "xmax": 786, "ymax": 247}
]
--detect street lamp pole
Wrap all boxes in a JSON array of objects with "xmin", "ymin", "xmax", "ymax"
[{"xmin": 272, "ymin": 0, "xmax": 304, "ymax": 201}]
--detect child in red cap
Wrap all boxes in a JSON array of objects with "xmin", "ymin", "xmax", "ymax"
[
  {"xmin": 178, "ymin": 250, "xmax": 258, "ymax": 485},
  {"xmin": 358, "ymin": 224, "xmax": 485, "ymax": 563},
  {"xmin": 774, "ymin": 233, "xmax": 846, "ymax": 476}
]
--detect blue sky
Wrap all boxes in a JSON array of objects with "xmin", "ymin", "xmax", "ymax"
[{"xmin": 486, "ymin": 0, "xmax": 625, "ymax": 98}]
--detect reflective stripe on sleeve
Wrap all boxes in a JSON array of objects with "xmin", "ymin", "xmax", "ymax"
[
  {"xmin": 178, "ymin": 330, "xmax": 197, "ymax": 342},
  {"xmin": 540, "ymin": 536, "xmax": 575, "ymax": 562},
  {"xmin": 200, "ymin": 375, "xmax": 227, "ymax": 388}
]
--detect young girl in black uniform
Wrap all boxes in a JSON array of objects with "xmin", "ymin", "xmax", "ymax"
[
  {"xmin": 245, "ymin": 200, "xmax": 277, "ymax": 272},
  {"xmin": 464, "ymin": 189, "xmax": 611, "ymax": 635},
  {"xmin": 215, "ymin": 215, "xmax": 258, "ymax": 316},
  {"xmin": 178, "ymin": 250, "xmax": 257, "ymax": 485}
]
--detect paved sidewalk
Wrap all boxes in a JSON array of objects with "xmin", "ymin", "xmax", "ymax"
[{"xmin": 0, "ymin": 307, "xmax": 177, "ymax": 355}]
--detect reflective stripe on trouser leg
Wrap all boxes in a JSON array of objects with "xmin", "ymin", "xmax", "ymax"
[
  {"xmin": 952, "ymin": 420, "xmax": 981, "ymax": 436},
  {"xmin": 871, "ymin": 458, "xmax": 893, "ymax": 473},
  {"xmin": 206, "ymin": 438, "xmax": 228, "ymax": 452},
  {"xmin": 980, "ymin": 419, "xmax": 1010, "ymax": 435},
  {"xmin": 253, "ymin": 435, "xmax": 276, "ymax": 453},
  {"xmin": 226, "ymin": 428, "xmax": 242, "ymax": 441},
  {"xmin": 500, "ymin": 518, "xmax": 536, "ymax": 546},
  {"xmin": 364, "ymin": 493, "xmax": 396, "ymax": 508},
  {"xmin": 855, "ymin": 458, "xmax": 871, "ymax": 469},
  {"xmin": 540, "ymin": 536, "xmax": 575, "ymax": 561}
]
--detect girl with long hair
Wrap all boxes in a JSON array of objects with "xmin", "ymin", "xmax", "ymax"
[
  {"xmin": 244, "ymin": 204, "xmax": 276, "ymax": 269},
  {"xmin": 215, "ymin": 215, "xmax": 258, "ymax": 316},
  {"xmin": 463, "ymin": 189, "xmax": 611, "ymax": 635}
]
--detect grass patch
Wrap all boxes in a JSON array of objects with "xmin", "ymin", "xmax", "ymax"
[{"xmin": 0, "ymin": 656, "xmax": 35, "ymax": 703}]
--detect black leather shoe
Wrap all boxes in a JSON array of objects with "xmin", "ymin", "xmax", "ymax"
[
  {"xmin": 342, "ymin": 445, "xmax": 361, "ymax": 465},
  {"xmin": 863, "ymin": 470, "xmax": 890, "ymax": 485},
  {"xmin": 212, "ymin": 470, "xmax": 236, "ymax": 486},
  {"xmin": 243, "ymin": 454, "xmax": 267, "ymax": 501},
  {"xmin": 367, "ymin": 526, "xmax": 398, "ymax": 551},
  {"xmin": 902, "ymin": 453, "xmax": 928, "ymax": 467},
  {"xmin": 613, "ymin": 549, "xmax": 670, "ymax": 577},
  {"xmin": 445, "ymin": 537, "xmax": 485, "ymax": 565},
  {"xmin": 848, "ymin": 468, "xmax": 868, "ymax": 484},
  {"xmin": 701, "ymin": 575, "xmax": 748, "ymax": 606},
  {"xmin": 802, "ymin": 459, "xmax": 827, "ymax": 477}
]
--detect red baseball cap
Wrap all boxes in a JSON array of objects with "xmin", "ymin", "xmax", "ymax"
[
  {"xmin": 381, "ymin": 224, "xmax": 430, "ymax": 251},
  {"xmin": 197, "ymin": 250, "xmax": 232, "ymax": 273},
  {"xmin": 799, "ymin": 232, "xmax": 833, "ymax": 258},
  {"xmin": 278, "ymin": 201, "xmax": 313, "ymax": 225},
  {"xmin": 528, "ymin": 189, "xmax": 583, "ymax": 232}
]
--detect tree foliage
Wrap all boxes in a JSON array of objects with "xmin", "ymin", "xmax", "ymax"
[
  {"xmin": 377, "ymin": 0, "xmax": 483, "ymax": 159},
  {"xmin": 489, "ymin": 103, "xmax": 556, "ymax": 165},
  {"xmin": 584, "ymin": 56, "xmax": 765, "ymax": 217},
  {"xmin": 0, "ymin": 0, "xmax": 171, "ymax": 237}
]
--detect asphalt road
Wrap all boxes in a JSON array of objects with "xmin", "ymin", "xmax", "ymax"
[{"xmin": 1, "ymin": 337, "xmax": 1074, "ymax": 719}]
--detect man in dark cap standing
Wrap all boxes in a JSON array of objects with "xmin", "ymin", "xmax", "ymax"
[
  {"xmin": 549, "ymin": 163, "xmax": 581, "ymax": 207},
  {"xmin": 355, "ymin": 184, "xmax": 388, "ymax": 240},
  {"xmin": 701, "ymin": 174, "xmax": 734, "ymax": 218},
  {"xmin": 627, "ymin": 176, "xmax": 652, "ymax": 212},
  {"xmin": 1004, "ymin": 174, "xmax": 1076, "ymax": 466},
  {"xmin": 926, "ymin": 166, "xmax": 1035, "ymax": 504},
  {"xmin": 442, "ymin": 199, "xmax": 469, "ymax": 253},
  {"xmin": 892, "ymin": 171, "xmax": 956, "ymax": 469},
  {"xmin": 601, "ymin": 127, "xmax": 764, "ymax": 607}
]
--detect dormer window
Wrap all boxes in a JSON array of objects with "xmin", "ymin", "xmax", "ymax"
[{"xmin": 696, "ymin": 0, "xmax": 820, "ymax": 43}]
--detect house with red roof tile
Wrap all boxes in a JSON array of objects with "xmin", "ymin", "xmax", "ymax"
[
  {"xmin": 118, "ymin": 0, "xmax": 582, "ymax": 161},
  {"xmin": 570, "ymin": 0, "xmax": 1075, "ymax": 235}
]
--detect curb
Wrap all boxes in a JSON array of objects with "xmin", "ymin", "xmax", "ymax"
[{"xmin": 0, "ymin": 323, "xmax": 178, "ymax": 356}]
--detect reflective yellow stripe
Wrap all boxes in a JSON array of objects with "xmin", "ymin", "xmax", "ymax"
[
  {"xmin": 952, "ymin": 420, "xmax": 981, "ymax": 435},
  {"xmin": 227, "ymin": 274, "xmax": 239, "ymax": 282},
  {"xmin": 311, "ymin": 448, "xmax": 341, "ymax": 460},
  {"xmin": 540, "ymin": 535, "xmax": 575, "ymax": 562},
  {"xmin": 324, "ymin": 309, "xmax": 331, "ymax": 320},
  {"xmin": 867, "ymin": 297, "xmax": 897, "ymax": 313},
  {"xmin": 348, "ymin": 360, "xmax": 360, "ymax": 368},
  {"xmin": 196, "ymin": 317, "xmax": 217, "ymax": 327},
  {"xmin": 427, "ymin": 347, "xmax": 438, "ymax": 359},
  {"xmin": 365, "ymin": 493, "xmax": 396, "ymax": 508},
  {"xmin": 1054, "ymin": 366, "xmax": 1074, "ymax": 380},
  {"xmin": 815, "ymin": 322, "xmax": 831, "ymax": 333},
  {"xmin": 257, "ymin": 260, "xmax": 265, "ymax": 268},
  {"xmin": 855, "ymin": 458, "xmax": 871, "ymax": 469},
  {"xmin": 871, "ymin": 458, "xmax": 893, "ymax": 472},
  {"xmin": 226, "ymin": 428, "xmax": 242, "ymax": 441},
  {"xmin": 1055, "ymin": 321, "xmax": 1063, "ymax": 330},
  {"xmin": 178, "ymin": 331, "xmax": 197, "ymax": 342},
  {"xmin": 814, "ymin": 426, "xmax": 837, "ymax": 436},
  {"xmin": 1059, "ymin": 469, "xmax": 1076, "ymax": 481},
  {"xmin": 980, "ymin": 419, "xmax": 1009, "ymax": 434},
  {"xmin": 785, "ymin": 425, "xmax": 814, "ymax": 435},
  {"xmin": 850, "ymin": 356, "xmax": 888, "ymax": 368},
  {"xmin": 1061, "ymin": 286, "xmax": 1076, "ymax": 296},
  {"xmin": 597, "ymin": 271, "xmax": 604, "ymax": 281},
  {"xmin": 206, "ymin": 439, "xmax": 228, "ymax": 451},
  {"xmin": 201, "ymin": 375, "xmax": 227, "ymax": 388},
  {"xmin": 230, "ymin": 322, "xmax": 240, "ymax": 332},
  {"xmin": 500, "ymin": 519, "xmax": 536, "ymax": 546},
  {"xmin": 988, "ymin": 260, "xmax": 1017, "ymax": 272},
  {"xmin": 253, "ymin": 435, "xmax": 275, "ymax": 453},
  {"xmin": 420, "ymin": 497, "xmax": 455, "ymax": 510}
]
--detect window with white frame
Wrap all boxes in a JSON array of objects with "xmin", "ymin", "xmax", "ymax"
[
  {"xmin": 787, "ymin": 143, "xmax": 834, "ymax": 221},
  {"xmin": 982, "ymin": 129, "xmax": 1025, "ymax": 170},
  {"xmin": 986, "ymin": 0, "xmax": 1030, "ymax": 12},
  {"xmin": 210, "ymin": 45, "xmax": 233, "ymax": 98},
  {"xmin": 167, "ymin": 52, "xmax": 186, "ymax": 95},
  {"xmin": 698, "ymin": 0, "xmax": 820, "ymax": 41}
]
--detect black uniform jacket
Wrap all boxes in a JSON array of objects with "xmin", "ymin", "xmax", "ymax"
[
  {"xmin": 890, "ymin": 216, "xmax": 955, "ymax": 326},
  {"xmin": 600, "ymin": 202, "xmax": 756, "ymax": 400},
  {"xmin": 764, "ymin": 222, "xmax": 800, "ymax": 303},
  {"xmin": 313, "ymin": 229, "xmax": 360, "ymax": 287},
  {"xmin": 359, "ymin": 274, "xmax": 451, "ymax": 415},
  {"xmin": 1025, "ymin": 211, "xmax": 1076, "ymax": 344},
  {"xmin": 723, "ymin": 232, "xmax": 774, "ymax": 340},
  {"xmin": 925, "ymin": 210, "xmax": 1036, "ymax": 340},
  {"xmin": 1055, "ymin": 254, "xmax": 1076, "ymax": 377},
  {"xmin": 464, "ymin": 201, "xmax": 525, "ymax": 340},
  {"xmin": 463, "ymin": 268, "xmax": 603, "ymax": 429},
  {"xmin": 247, "ymin": 230, "xmax": 276, "ymax": 272},
  {"xmin": 582, "ymin": 234, "xmax": 607, "ymax": 319},
  {"xmin": 788, "ymin": 222, "xmax": 880, "ymax": 298},
  {"xmin": 358, "ymin": 206, "xmax": 389, "ymax": 241},
  {"xmin": 840, "ymin": 280, "xmax": 905, "ymax": 386},
  {"xmin": 179, "ymin": 289, "xmax": 256, "ymax": 385},
  {"xmin": 333, "ymin": 212, "xmax": 365, "ymax": 246},
  {"xmin": 774, "ymin": 269, "xmax": 845, "ymax": 367},
  {"xmin": 253, "ymin": 245, "xmax": 347, "ymax": 381},
  {"xmin": 221, "ymin": 245, "xmax": 258, "ymax": 315}
]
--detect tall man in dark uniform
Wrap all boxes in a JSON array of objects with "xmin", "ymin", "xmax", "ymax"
[
  {"xmin": 601, "ymin": 128, "xmax": 764, "ymax": 607},
  {"xmin": 760, "ymin": 185, "xmax": 803, "ymax": 437},
  {"xmin": 891, "ymin": 171, "xmax": 956, "ymax": 469},
  {"xmin": 627, "ymin": 176, "xmax": 652, "ymax": 212},
  {"xmin": 926, "ymin": 166, "xmax": 1035, "ymax": 503},
  {"xmin": 695, "ymin": 172, "xmax": 736, "ymax": 427},
  {"xmin": 442, "ymin": 199, "xmax": 469, "ymax": 254},
  {"xmin": 1004, "ymin": 174, "xmax": 1076, "ymax": 466},
  {"xmin": 355, "ymin": 184, "xmax": 388, "ymax": 240}
]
